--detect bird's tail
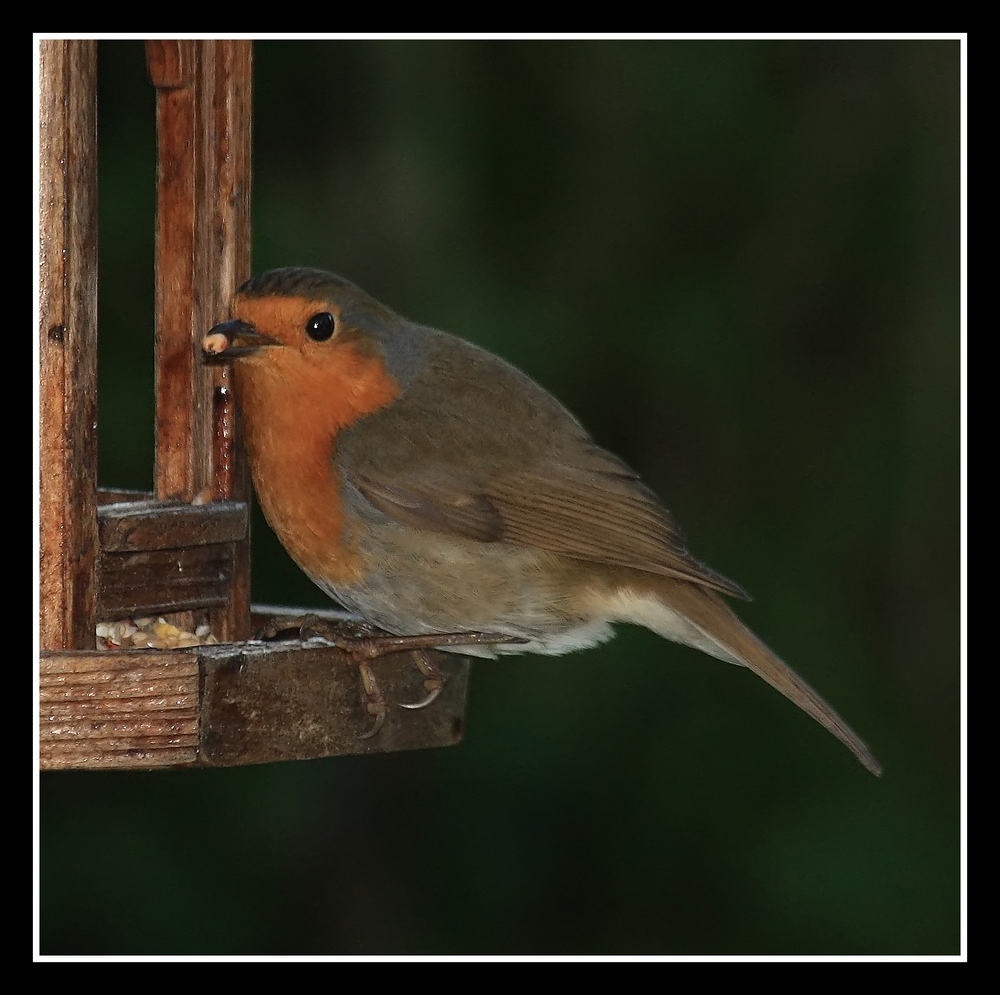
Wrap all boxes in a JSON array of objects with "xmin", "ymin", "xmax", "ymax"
[{"xmin": 607, "ymin": 574, "xmax": 882, "ymax": 776}]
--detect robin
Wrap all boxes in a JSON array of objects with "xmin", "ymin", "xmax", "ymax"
[{"xmin": 203, "ymin": 267, "xmax": 880, "ymax": 775}]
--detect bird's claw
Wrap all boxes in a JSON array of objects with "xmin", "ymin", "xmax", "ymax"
[
  {"xmin": 359, "ymin": 703, "xmax": 387, "ymax": 739},
  {"xmin": 398, "ymin": 650, "xmax": 445, "ymax": 709},
  {"xmin": 332, "ymin": 627, "xmax": 525, "ymax": 736},
  {"xmin": 357, "ymin": 659, "xmax": 387, "ymax": 739},
  {"xmin": 399, "ymin": 683, "xmax": 444, "ymax": 710},
  {"xmin": 260, "ymin": 616, "xmax": 524, "ymax": 739}
]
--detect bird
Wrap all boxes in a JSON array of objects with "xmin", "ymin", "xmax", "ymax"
[{"xmin": 202, "ymin": 266, "xmax": 881, "ymax": 775}]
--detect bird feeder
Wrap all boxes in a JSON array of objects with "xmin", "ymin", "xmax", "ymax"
[{"xmin": 38, "ymin": 39, "xmax": 470, "ymax": 770}]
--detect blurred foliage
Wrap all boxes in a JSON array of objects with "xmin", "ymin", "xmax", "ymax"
[{"xmin": 41, "ymin": 39, "xmax": 960, "ymax": 955}]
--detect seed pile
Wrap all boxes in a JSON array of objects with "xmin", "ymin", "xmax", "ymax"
[{"xmin": 95, "ymin": 617, "xmax": 220, "ymax": 650}]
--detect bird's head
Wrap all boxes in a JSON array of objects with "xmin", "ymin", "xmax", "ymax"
[{"xmin": 203, "ymin": 267, "xmax": 406, "ymax": 434}]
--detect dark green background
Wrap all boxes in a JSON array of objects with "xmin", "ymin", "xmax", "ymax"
[{"xmin": 41, "ymin": 39, "xmax": 961, "ymax": 955}]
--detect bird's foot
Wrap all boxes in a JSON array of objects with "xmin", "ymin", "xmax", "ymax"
[
  {"xmin": 259, "ymin": 615, "xmax": 524, "ymax": 738},
  {"xmin": 256, "ymin": 612, "xmax": 327, "ymax": 642},
  {"xmin": 398, "ymin": 651, "xmax": 445, "ymax": 710},
  {"xmin": 329, "ymin": 627, "xmax": 526, "ymax": 737}
]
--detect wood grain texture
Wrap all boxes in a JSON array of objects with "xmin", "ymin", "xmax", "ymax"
[
  {"xmin": 40, "ymin": 636, "xmax": 471, "ymax": 770},
  {"xmin": 39, "ymin": 650, "xmax": 200, "ymax": 769},
  {"xmin": 150, "ymin": 41, "xmax": 213, "ymax": 504},
  {"xmin": 98, "ymin": 545, "xmax": 235, "ymax": 619},
  {"xmin": 149, "ymin": 39, "xmax": 252, "ymax": 504},
  {"xmin": 38, "ymin": 40, "xmax": 99, "ymax": 652},
  {"xmin": 199, "ymin": 641, "xmax": 470, "ymax": 766},
  {"xmin": 37, "ymin": 44, "xmax": 466, "ymax": 772},
  {"xmin": 147, "ymin": 40, "xmax": 253, "ymax": 642},
  {"xmin": 98, "ymin": 499, "xmax": 247, "ymax": 552},
  {"xmin": 210, "ymin": 39, "xmax": 253, "ymax": 643}
]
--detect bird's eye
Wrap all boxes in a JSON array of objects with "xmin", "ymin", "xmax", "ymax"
[{"xmin": 305, "ymin": 312, "xmax": 335, "ymax": 341}]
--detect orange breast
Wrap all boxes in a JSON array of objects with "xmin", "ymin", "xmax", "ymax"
[
  {"xmin": 231, "ymin": 308, "xmax": 401, "ymax": 588},
  {"xmin": 242, "ymin": 400, "xmax": 363, "ymax": 587}
]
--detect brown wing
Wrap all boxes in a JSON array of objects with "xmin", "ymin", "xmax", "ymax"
[
  {"xmin": 339, "ymin": 325, "xmax": 750, "ymax": 600},
  {"xmin": 350, "ymin": 455, "xmax": 749, "ymax": 600}
]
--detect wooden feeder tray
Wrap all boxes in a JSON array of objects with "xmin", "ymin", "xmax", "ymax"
[{"xmin": 38, "ymin": 40, "xmax": 471, "ymax": 771}]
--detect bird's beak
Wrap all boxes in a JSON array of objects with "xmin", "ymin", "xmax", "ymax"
[{"xmin": 202, "ymin": 320, "xmax": 281, "ymax": 361}]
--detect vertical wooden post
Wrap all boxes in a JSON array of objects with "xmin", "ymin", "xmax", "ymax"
[
  {"xmin": 210, "ymin": 41, "xmax": 254, "ymax": 643},
  {"xmin": 38, "ymin": 40, "xmax": 99, "ymax": 652},
  {"xmin": 146, "ymin": 40, "xmax": 253, "ymax": 641},
  {"xmin": 39, "ymin": 41, "xmax": 475, "ymax": 769}
]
